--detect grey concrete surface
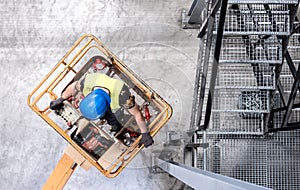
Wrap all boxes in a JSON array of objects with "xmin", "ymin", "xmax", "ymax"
[{"xmin": 0, "ymin": 1, "xmax": 199, "ymax": 189}]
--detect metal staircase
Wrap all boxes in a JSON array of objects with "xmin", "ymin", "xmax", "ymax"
[
  {"xmin": 169, "ymin": 0, "xmax": 300, "ymax": 189},
  {"xmin": 190, "ymin": 0, "xmax": 299, "ymax": 134}
]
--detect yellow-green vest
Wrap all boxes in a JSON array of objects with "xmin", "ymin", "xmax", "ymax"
[{"xmin": 83, "ymin": 73, "xmax": 124, "ymax": 110}]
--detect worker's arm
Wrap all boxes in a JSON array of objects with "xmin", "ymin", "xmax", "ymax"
[
  {"xmin": 127, "ymin": 104, "xmax": 148, "ymax": 133},
  {"xmin": 61, "ymin": 81, "xmax": 80, "ymax": 99},
  {"xmin": 127, "ymin": 104, "xmax": 154, "ymax": 147},
  {"xmin": 49, "ymin": 81, "xmax": 79, "ymax": 110}
]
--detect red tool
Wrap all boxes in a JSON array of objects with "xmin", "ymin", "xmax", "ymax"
[{"xmin": 144, "ymin": 104, "xmax": 151, "ymax": 122}]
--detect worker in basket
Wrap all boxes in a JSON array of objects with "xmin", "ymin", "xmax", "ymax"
[{"xmin": 49, "ymin": 57, "xmax": 154, "ymax": 148}]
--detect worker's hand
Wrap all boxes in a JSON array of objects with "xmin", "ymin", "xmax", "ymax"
[
  {"xmin": 50, "ymin": 97, "xmax": 65, "ymax": 110},
  {"xmin": 139, "ymin": 132, "xmax": 154, "ymax": 148}
]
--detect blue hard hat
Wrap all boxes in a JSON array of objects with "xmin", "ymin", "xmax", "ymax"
[{"xmin": 79, "ymin": 88, "xmax": 111, "ymax": 120}]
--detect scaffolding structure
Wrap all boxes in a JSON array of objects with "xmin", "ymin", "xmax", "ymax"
[{"xmin": 169, "ymin": 0, "xmax": 300, "ymax": 189}]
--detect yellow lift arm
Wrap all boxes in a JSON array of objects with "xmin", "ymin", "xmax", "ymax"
[
  {"xmin": 42, "ymin": 153, "xmax": 77, "ymax": 190},
  {"xmin": 43, "ymin": 145, "xmax": 92, "ymax": 190}
]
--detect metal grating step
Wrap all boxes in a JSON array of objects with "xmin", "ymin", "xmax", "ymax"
[
  {"xmin": 287, "ymin": 34, "xmax": 300, "ymax": 61},
  {"xmin": 279, "ymin": 61, "xmax": 300, "ymax": 92},
  {"xmin": 214, "ymin": 4, "xmax": 290, "ymax": 35},
  {"xmin": 207, "ymin": 111, "xmax": 265, "ymax": 134},
  {"xmin": 228, "ymin": 0, "xmax": 298, "ymax": 4},
  {"xmin": 211, "ymin": 89, "xmax": 270, "ymax": 113},
  {"xmin": 218, "ymin": 37, "xmax": 282, "ymax": 64},
  {"xmin": 217, "ymin": 64, "xmax": 276, "ymax": 90},
  {"xmin": 197, "ymin": 62, "xmax": 276, "ymax": 90}
]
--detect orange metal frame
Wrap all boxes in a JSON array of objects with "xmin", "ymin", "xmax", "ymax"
[{"xmin": 27, "ymin": 34, "xmax": 173, "ymax": 178}]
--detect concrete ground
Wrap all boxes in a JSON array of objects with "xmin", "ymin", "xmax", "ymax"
[{"xmin": 0, "ymin": 1, "xmax": 199, "ymax": 189}]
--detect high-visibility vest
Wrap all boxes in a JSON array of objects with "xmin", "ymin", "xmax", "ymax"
[{"xmin": 83, "ymin": 73, "xmax": 124, "ymax": 110}]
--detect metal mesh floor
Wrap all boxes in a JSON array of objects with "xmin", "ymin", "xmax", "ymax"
[{"xmin": 196, "ymin": 131, "xmax": 300, "ymax": 190}]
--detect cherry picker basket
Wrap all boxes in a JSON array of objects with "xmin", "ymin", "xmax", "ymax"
[{"xmin": 27, "ymin": 34, "xmax": 173, "ymax": 178}]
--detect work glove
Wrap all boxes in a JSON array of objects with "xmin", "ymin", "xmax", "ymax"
[
  {"xmin": 50, "ymin": 97, "xmax": 65, "ymax": 110},
  {"xmin": 139, "ymin": 132, "xmax": 154, "ymax": 148}
]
